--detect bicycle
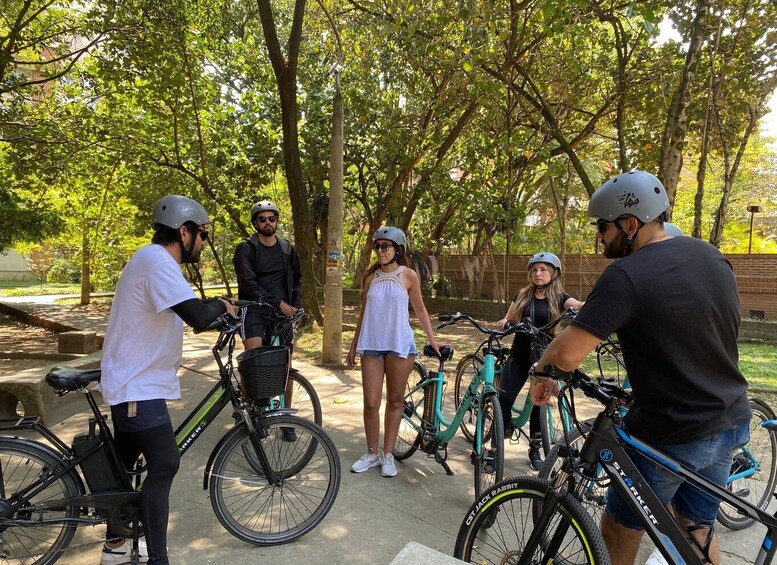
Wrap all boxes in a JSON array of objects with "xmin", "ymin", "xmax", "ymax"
[
  {"xmin": 455, "ymin": 366, "xmax": 777, "ymax": 565},
  {"xmin": 453, "ymin": 310, "xmax": 577, "ymax": 455},
  {"xmin": 259, "ymin": 306, "xmax": 322, "ymax": 426},
  {"xmin": 0, "ymin": 300, "xmax": 340, "ymax": 563},
  {"xmin": 394, "ymin": 312, "xmax": 506, "ymax": 497},
  {"xmin": 539, "ymin": 337, "xmax": 777, "ymax": 531}
]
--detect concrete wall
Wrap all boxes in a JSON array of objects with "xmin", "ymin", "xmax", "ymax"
[{"xmin": 0, "ymin": 249, "xmax": 35, "ymax": 281}]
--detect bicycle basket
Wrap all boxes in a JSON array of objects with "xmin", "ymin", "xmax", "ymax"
[{"xmin": 236, "ymin": 346, "xmax": 290, "ymax": 401}]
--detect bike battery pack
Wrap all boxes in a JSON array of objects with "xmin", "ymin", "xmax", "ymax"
[{"xmin": 72, "ymin": 420, "xmax": 124, "ymax": 493}]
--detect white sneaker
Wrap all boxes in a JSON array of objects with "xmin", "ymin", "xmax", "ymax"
[
  {"xmin": 381, "ymin": 452, "xmax": 398, "ymax": 477},
  {"xmin": 351, "ymin": 450, "xmax": 383, "ymax": 473},
  {"xmin": 645, "ymin": 547, "xmax": 669, "ymax": 565},
  {"xmin": 101, "ymin": 538, "xmax": 149, "ymax": 564}
]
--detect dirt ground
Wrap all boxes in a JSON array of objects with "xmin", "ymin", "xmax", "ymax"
[{"xmin": 0, "ymin": 313, "xmax": 61, "ymax": 374}]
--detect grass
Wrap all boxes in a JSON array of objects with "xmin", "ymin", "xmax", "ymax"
[{"xmin": 0, "ymin": 280, "xmax": 82, "ymax": 296}]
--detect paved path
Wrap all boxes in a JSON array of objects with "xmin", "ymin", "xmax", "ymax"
[{"xmin": 0, "ymin": 296, "xmax": 766, "ymax": 564}]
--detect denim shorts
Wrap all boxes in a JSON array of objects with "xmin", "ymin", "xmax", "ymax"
[
  {"xmin": 361, "ymin": 344, "xmax": 418, "ymax": 359},
  {"xmin": 605, "ymin": 421, "xmax": 750, "ymax": 529}
]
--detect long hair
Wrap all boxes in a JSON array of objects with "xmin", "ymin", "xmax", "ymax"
[
  {"xmin": 360, "ymin": 244, "xmax": 411, "ymax": 300},
  {"xmin": 509, "ymin": 265, "xmax": 565, "ymax": 332}
]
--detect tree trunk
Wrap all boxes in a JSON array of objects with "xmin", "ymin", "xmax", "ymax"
[
  {"xmin": 80, "ymin": 225, "xmax": 90, "ymax": 306},
  {"xmin": 658, "ymin": 0, "xmax": 710, "ymax": 206},
  {"xmin": 256, "ymin": 0, "xmax": 323, "ymax": 324}
]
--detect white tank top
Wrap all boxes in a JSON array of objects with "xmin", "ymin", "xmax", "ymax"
[{"xmin": 356, "ymin": 266, "xmax": 416, "ymax": 357}]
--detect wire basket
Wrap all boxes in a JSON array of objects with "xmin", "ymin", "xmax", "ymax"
[{"xmin": 236, "ymin": 346, "xmax": 290, "ymax": 401}]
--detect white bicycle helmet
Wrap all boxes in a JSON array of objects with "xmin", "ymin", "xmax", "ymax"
[
  {"xmin": 372, "ymin": 226, "xmax": 407, "ymax": 249},
  {"xmin": 588, "ymin": 171, "xmax": 669, "ymax": 223},
  {"xmin": 250, "ymin": 200, "xmax": 280, "ymax": 222},
  {"xmin": 527, "ymin": 251, "xmax": 561, "ymax": 274},
  {"xmin": 152, "ymin": 195, "xmax": 209, "ymax": 229}
]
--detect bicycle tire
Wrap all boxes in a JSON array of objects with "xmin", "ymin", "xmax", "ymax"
[
  {"xmin": 209, "ymin": 415, "xmax": 340, "ymax": 545},
  {"xmin": 454, "ymin": 353, "xmax": 484, "ymax": 443},
  {"xmin": 474, "ymin": 392, "xmax": 504, "ymax": 498},
  {"xmin": 717, "ymin": 397, "xmax": 777, "ymax": 530},
  {"xmin": 284, "ymin": 369, "xmax": 323, "ymax": 425},
  {"xmin": 454, "ymin": 476, "xmax": 611, "ymax": 565},
  {"xmin": 394, "ymin": 361, "xmax": 427, "ymax": 460},
  {"xmin": 538, "ymin": 422, "xmax": 609, "ymax": 525},
  {"xmin": 0, "ymin": 438, "xmax": 82, "ymax": 564},
  {"xmin": 539, "ymin": 397, "xmax": 573, "ymax": 456}
]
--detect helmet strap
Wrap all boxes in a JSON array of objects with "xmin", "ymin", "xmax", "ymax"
[{"xmin": 178, "ymin": 226, "xmax": 197, "ymax": 264}]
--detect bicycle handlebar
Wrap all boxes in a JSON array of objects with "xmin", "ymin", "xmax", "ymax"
[{"xmin": 541, "ymin": 364, "xmax": 633, "ymax": 408}]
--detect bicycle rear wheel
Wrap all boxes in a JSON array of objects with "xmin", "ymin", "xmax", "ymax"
[
  {"xmin": 717, "ymin": 397, "xmax": 777, "ymax": 530},
  {"xmin": 209, "ymin": 415, "xmax": 340, "ymax": 545},
  {"xmin": 454, "ymin": 353, "xmax": 484, "ymax": 443},
  {"xmin": 282, "ymin": 369, "xmax": 323, "ymax": 425},
  {"xmin": 394, "ymin": 361, "xmax": 427, "ymax": 460},
  {"xmin": 454, "ymin": 476, "xmax": 611, "ymax": 565},
  {"xmin": 474, "ymin": 392, "xmax": 504, "ymax": 498},
  {"xmin": 539, "ymin": 395, "xmax": 572, "ymax": 456},
  {"xmin": 0, "ymin": 438, "xmax": 82, "ymax": 564}
]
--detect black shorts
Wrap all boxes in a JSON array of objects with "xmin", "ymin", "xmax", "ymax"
[
  {"xmin": 111, "ymin": 399, "xmax": 171, "ymax": 432},
  {"xmin": 240, "ymin": 306, "xmax": 294, "ymax": 349}
]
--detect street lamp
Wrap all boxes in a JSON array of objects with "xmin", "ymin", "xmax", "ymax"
[{"xmin": 747, "ymin": 205, "xmax": 761, "ymax": 254}]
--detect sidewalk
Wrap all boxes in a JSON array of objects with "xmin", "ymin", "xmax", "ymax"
[{"xmin": 0, "ymin": 296, "xmax": 767, "ymax": 564}]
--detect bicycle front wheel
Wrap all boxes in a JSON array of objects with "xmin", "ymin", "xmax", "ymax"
[
  {"xmin": 394, "ymin": 361, "xmax": 427, "ymax": 461},
  {"xmin": 717, "ymin": 397, "xmax": 777, "ymax": 530},
  {"xmin": 539, "ymin": 395, "xmax": 572, "ymax": 456},
  {"xmin": 0, "ymin": 438, "xmax": 82, "ymax": 565},
  {"xmin": 454, "ymin": 353, "xmax": 484, "ymax": 443},
  {"xmin": 454, "ymin": 476, "xmax": 611, "ymax": 565},
  {"xmin": 209, "ymin": 415, "xmax": 341, "ymax": 545},
  {"xmin": 474, "ymin": 392, "xmax": 504, "ymax": 497}
]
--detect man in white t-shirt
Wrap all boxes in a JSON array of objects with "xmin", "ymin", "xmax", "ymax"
[{"xmin": 98, "ymin": 195, "xmax": 235, "ymax": 565}]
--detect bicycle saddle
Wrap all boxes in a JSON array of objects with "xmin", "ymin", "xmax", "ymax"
[{"xmin": 46, "ymin": 366, "xmax": 102, "ymax": 391}]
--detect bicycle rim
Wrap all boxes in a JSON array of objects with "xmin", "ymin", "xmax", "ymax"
[
  {"xmin": 209, "ymin": 416, "xmax": 340, "ymax": 545},
  {"xmin": 0, "ymin": 439, "xmax": 81, "ymax": 565},
  {"xmin": 474, "ymin": 393, "xmax": 504, "ymax": 498},
  {"xmin": 454, "ymin": 354, "xmax": 484, "ymax": 443},
  {"xmin": 717, "ymin": 397, "xmax": 777, "ymax": 530},
  {"xmin": 455, "ymin": 476, "xmax": 610, "ymax": 565},
  {"xmin": 284, "ymin": 370, "xmax": 323, "ymax": 425},
  {"xmin": 394, "ymin": 362, "xmax": 426, "ymax": 460}
]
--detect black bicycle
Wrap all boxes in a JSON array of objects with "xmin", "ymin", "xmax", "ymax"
[
  {"xmin": 0, "ymin": 300, "xmax": 340, "ymax": 564},
  {"xmin": 455, "ymin": 366, "xmax": 777, "ymax": 564}
]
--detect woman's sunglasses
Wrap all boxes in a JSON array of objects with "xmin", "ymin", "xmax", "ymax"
[{"xmin": 373, "ymin": 242, "xmax": 394, "ymax": 252}]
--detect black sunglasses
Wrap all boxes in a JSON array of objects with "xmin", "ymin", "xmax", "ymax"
[
  {"xmin": 592, "ymin": 216, "xmax": 629, "ymax": 235},
  {"xmin": 256, "ymin": 216, "xmax": 278, "ymax": 224},
  {"xmin": 373, "ymin": 242, "xmax": 394, "ymax": 252},
  {"xmin": 199, "ymin": 230, "xmax": 209, "ymax": 241}
]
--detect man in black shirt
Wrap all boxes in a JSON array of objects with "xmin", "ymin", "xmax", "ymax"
[
  {"xmin": 233, "ymin": 200, "xmax": 302, "ymax": 350},
  {"xmin": 530, "ymin": 171, "xmax": 750, "ymax": 565}
]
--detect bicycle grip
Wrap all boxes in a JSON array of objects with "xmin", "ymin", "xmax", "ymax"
[{"xmin": 438, "ymin": 314, "xmax": 453, "ymax": 322}]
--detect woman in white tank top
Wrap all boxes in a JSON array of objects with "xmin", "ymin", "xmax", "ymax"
[{"xmin": 346, "ymin": 227, "xmax": 444, "ymax": 478}]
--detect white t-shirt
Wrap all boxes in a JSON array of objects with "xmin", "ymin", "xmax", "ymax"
[{"xmin": 98, "ymin": 244, "xmax": 196, "ymax": 405}]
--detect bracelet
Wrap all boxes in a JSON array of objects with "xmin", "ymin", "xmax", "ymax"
[{"xmin": 529, "ymin": 362, "xmax": 552, "ymax": 383}]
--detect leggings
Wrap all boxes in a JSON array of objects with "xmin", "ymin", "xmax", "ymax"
[
  {"xmin": 108, "ymin": 422, "xmax": 181, "ymax": 565},
  {"xmin": 498, "ymin": 352, "xmax": 541, "ymax": 437}
]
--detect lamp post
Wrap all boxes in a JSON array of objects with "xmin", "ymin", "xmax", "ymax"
[{"xmin": 747, "ymin": 205, "xmax": 761, "ymax": 254}]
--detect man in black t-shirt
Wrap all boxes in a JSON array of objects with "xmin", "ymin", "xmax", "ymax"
[
  {"xmin": 233, "ymin": 200, "xmax": 302, "ymax": 350},
  {"xmin": 530, "ymin": 171, "xmax": 750, "ymax": 565}
]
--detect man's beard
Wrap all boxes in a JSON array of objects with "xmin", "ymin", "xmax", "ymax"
[
  {"xmin": 260, "ymin": 224, "xmax": 277, "ymax": 237},
  {"xmin": 602, "ymin": 231, "xmax": 627, "ymax": 259}
]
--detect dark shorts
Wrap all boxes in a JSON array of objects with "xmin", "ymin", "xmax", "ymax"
[
  {"xmin": 110, "ymin": 399, "xmax": 172, "ymax": 433},
  {"xmin": 240, "ymin": 306, "xmax": 293, "ymax": 348},
  {"xmin": 605, "ymin": 421, "xmax": 750, "ymax": 529}
]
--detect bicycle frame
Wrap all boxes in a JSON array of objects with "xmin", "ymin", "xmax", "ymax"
[{"xmin": 404, "ymin": 348, "xmax": 498, "ymax": 448}]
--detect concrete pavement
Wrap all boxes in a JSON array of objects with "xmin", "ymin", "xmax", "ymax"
[{"xmin": 0, "ymin": 296, "xmax": 769, "ymax": 564}]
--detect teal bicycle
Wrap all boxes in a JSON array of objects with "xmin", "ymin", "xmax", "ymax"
[
  {"xmin": 394, "ymin": 313, "xmax": 512, "ymax": 497},
  {"xmin": 453, "ymin": 310, "xmax": 577, "ymax": 455}
]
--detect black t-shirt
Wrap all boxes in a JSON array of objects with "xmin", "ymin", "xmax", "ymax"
[
  {"xmin": 511, "ymin": 293, "xmax": 571, "ymax": 360},
  {"xmin": 256, "ymin": 242, "xmax": 289, "ymax": 304},
  {"xmin": 572, "ymin": 236, "xmax": 750, "ymax": 444}
]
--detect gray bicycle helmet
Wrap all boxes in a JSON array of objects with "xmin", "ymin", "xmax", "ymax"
[
  {"xmin": 372, "ymin": 226, "xmax": 407, "ymax": 249},
  {"xmin": 251, "ymin": 200, "xmax": 280, "ymax": 221},
  {"xmin": 528, "ymin": 251, "xmax": 561, "ymax": 274},
  {"xmin": 664, "ymin": 222, "xmax": 684, "ymax": 237},
  {"xmin": 152, "ymin": 195, "xmax": 209, "ymax": 229},
  {"xmin": 587, "ymin": 171, "xmax": 669, "ymax": 223}
]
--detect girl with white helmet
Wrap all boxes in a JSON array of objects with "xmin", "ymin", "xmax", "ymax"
[{"xmin": 346, "ymin": 227, "xmax": 445, "ymax": 478}]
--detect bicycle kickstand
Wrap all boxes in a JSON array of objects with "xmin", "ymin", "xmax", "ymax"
[{"xmin": 433, "ymin": 444, "xmax": 455, "ymax": 476}]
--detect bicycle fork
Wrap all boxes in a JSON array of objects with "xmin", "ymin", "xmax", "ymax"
[{"xmin": 518, "ymin": 487, "xmax": 571, "ymax": 565}]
